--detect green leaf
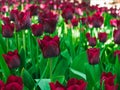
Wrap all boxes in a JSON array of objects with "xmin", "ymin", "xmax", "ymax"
[
  {"xmin": 0, "ymin": 46, "xmax": 10, "ymax": 81},
  {"xmin": 53, "ymin": 58, "xmax": 71, "ymax": 76},
  {"xmin": 19, "ymin": 48, "xmax": 25, "ymax": 70},
  {"xmin": 85, "ymin": 63, "xmax": 96, "ymax": 90},
  {"xmin": 52, "ymin": 76, "xmax": 65, "ymax": 83},
  {"xmin": 70, "ymin": 68, "xmax": 86, "ymax": 80},
  {"xmin": 70, "ymin": 51, "xmax": 88, "ymax": 79},
  {"xmin": 0, "ymin": 35, "xmax": 7, "ymax": 53},
  {"xmin": 61, "ymin": 49, "xmax": 71, "ymax": 60},
  {"xmin": 21, "ymin": 68, "xmax": 35, "ymax": 89},
  {"xmin": 35, "ymin": 79, "xmax": 51, "ymax": 90}
]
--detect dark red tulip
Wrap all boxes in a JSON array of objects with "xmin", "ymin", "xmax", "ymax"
[
  {"xmin": 0, "ymin": 80, "xmax": 4, "ymax": 90},
  {"xmin": 5, "ymin": 75, "xmax": 23, "ymax": 90},
  {"xmin": 113, "ymin": 29, "xmax": 120, "ymax": 44},
  {"xmin": 2, "ymin": 23, "xmax": 14, "ymax": 38},
  {"xmin": 66, "ymin": 78, "xmax": 87, "ymax": 90},
  {"xmin": 109, "ymin": 7, "xmax": 117, "ymax": 17},
  {"xmin": 29, "ymin": 5, "xmax": 40, "ymax": 16},
  {"xmin": 2, "ymin": 50, "xmax": 20, "ymax": 69},
  {"xmin": 100, "ymin": 72, "xmax": 116, "ymax": 85},
  {"xmin": 87, "ymin": 48, "xmax": 100, "ymax": 65},
  {"xmin": 88, "ymin": 13, "xmax": 104, "ymax": 28},
  {"xmin": 80, "ymin": 17, "xmax": 88, "ymax": 25},
  {"xmin": 49, "ymin": 81, "xmax": 65, "ymax": 90},
  {"xmin": 62, "ymin": 7, "xmax": 74, "ymax": 20},
  {"xmin": 2, "ymin": 17, "xmax": 10, "ymax": 25},
  {"xmin": 86, "ymin": 32, "xmax": 91, "ymax": 40},
  {"xmin": 71, "ymin": 18, "xmax": 79, "ymax": 27},
  {"xmin": 38, "ymin": 11, "xmax": 58, "ymax": 33},
  {"xmin": 38, "ymin": 36, "xmax": 60, "ymax": 58},
  {"xmin": 15, "ymin": 11, "xmax": 31, "ymax": 31},
  {"xmin": 31, "ymin": 24, "xmax": 43, "ymax": 36},
  {"xmin": 98, "ymin": 32, "xmax": 107, "ymax": 43},
  {"xmin": 100, "ymin": 72, "xmax": 118, "ymax": 90},
  {"xmin": 105, "ymin": 83, "xmax": 118, "ymax": 90},
  {"xmin": 10, "ymin": 9, "xmax": 19, "ymax": 21},
  {"xmin": 114, "ymin": 50, "xmax": 120, "ymax": 60},
  {"xmin": 88, "ymin": 37, "xmax": 97, "ymax": 47}
]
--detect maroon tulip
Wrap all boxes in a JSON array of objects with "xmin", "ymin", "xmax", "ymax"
[
  {"xmin": 87, "ymin": 48, "xmax": 100, "ymax": 65},
  {"xmin": 88, "ymin": 37, "xmax": 97, "ymax": 47},
  {"xmin": 10, "ymin": 9, "xmax": 19, "ymax": 21},
  {"xmin": 109, "ymin": 7, "xmax": 117, "ymax": 17},
  {"xmin": 105, "ymin": 83, "xmax": 118, "ymax": 90},
  {"xmin": 86, "ymin": 32, "xmax": 91, "ymax": 40},
  {"xmin": 15, "ymin": 11, "xmax": 31, "ymax": 31},
  {"xmin": 0, "ymin": 80, "xmax": 4, "ymax": 90},
  {"xmin": 113, "ymin": 29, "xmax": 120, "ymax": 44},
  {"xmin": 31, "ymin": 24, "xmax": 43, "ymax": 36},
  {"xmin": 29, "ymin": 5, "xmax": 40, "ymax": 16},
  {"xmin": 100, "ymin": 72, "xmax": 118, "ymax": 90},
  {"xmin": 62, "ymin": 7, "xmax": 74, "ymax": 20},
  {"xmin": 5, "ymin": 75, "xmax": 23, "ymax": 90},
  {"xmin": 49, "ymin": 81, "xmax": 65, "ymax": 90},
  {"xmin": 2, "ymin": 23, "xmax": 14, "ymax": 38},
  {"xmin": 114, "ymin": 50, "xmax": 120, "ymax": 60},
  {"xmin": 101, "ymin": 72, "xmax": 116, "ymax": 85},
  {"xmin": 2, "ymin": 17, "xmax": 10, "ymax": 25},
  {"xmin": 98, "ymin": 32, "xmax": 107, "ymax": 43},
  {"xmin": 38, "ymin": 11, "xmax": 58, "ymax": 33},
  {"xmin": 71, "ymin": 18, "xmax": 79, "ymax": 27},
  {"xmin": 80, "ymin": 17, "xmax": 88, "ymax": 25},
  {"xmin": 66, "ymin": 78, "xmax": 87, "ymax": 90},
  {"xmin": 38, "ymin": 36, "xmax": 60, "ymax": 58},
  {"xmin": 88, "ymin": 13, "xmax": 104, "ymax": 28},
  {"xmin": 2, "ymin": 50, "xmax": 20, "ymax": 69}
]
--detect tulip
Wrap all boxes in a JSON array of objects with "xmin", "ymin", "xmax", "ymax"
[
  {"xmin": 49, "ymin": 81, "xmax": 65, "ymax": 90},
  {"xmin": 88, "ymin": 37, "xmax": 97, "ymax": 47},
  {"xmin": 38, "ymin": 11, "xmax": 58, "ymax": 33},
  {"xmin": 31, "ymin": 24, "xmax": 43, "ymax": 36},
  {"xmin": 2, "ymin": 17, "xmax": 10, "ymax": 25},
  {"xmin": 0, "ymin": 80, "xmax": 4, "ymax": 90},
  {"xmin": 10, "ymin": 9, "xmax": 19, "ymax": 21},
  {"xmin": 5, "ymin": 75, "xmax": 23, "ymax": 90},
  {"xmin": 71, "ymin": 18, "xmax": 79, "ymax": 27},
  {"xmin": 86, "ymin": 32, "xmax": 91, "ymax": 40},
  {"xmin": 87, "ymin": 48, "xmax": 100, "ymax": 65},
  {"xmin": 2, "ymin": 23, "xmax": 14, "ymax": 38},
  {"xmin": 29, "ymin": 5, "xmax": 40, "ymax": 16},
  {"xmin": 98, "ymin": 32, "xmax": 107, "ymax": 43},
  {"xmin": 15, "ymin": 11, "xmax": 31, "ymax": 31},
  {"xmin": 2, "ymin": 50, "xmax": 20, "ymax": 69},
  {"xmin": 88, "ymin": 13, "xmax": 104, "ymax": 28},
  {"xmin": 113, "ymin": 29, "xmax": 120, "ymax": 44},
  {"xmin": 38, "ymin": 36, "xmax": 60, "ymax": 58},
  {"xmin": 100, "ymin": 72, "xmax": 118, "ymax": 90},
  {"xmin": 66, "ymin": 78, "xmax": 87, "ymax": 90},
  {"xmin": 114, "ymin": 50, "xmax": 120, "ymax": 60}
]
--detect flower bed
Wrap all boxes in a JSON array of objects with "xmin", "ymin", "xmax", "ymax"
[{"xmin": 0, "ymin": 0, "xmax": 120, "ymax": 90}]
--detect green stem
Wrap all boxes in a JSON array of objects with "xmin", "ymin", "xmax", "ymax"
[
  {"xmin": 34, "ymin": 60, "xmax": 49, "ymax": 89},
  {"xmin": 6, "ymin": 38, "xmax": 9, "ymax": 52},
  {"xmin": 22, "ymin": 31, "xmax": 26, "ymax": 59},
  {"xmin": 49, "ymin": 58, "xmax": 52, "ymax": 80}
]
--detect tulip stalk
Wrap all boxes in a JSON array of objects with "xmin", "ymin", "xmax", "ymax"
[
  {"xmin": 49, "ymin": 58, "xmax": 52, "ymax": 80},
  {"xmin": 6, "ymin": 38, "xmax": 9, "ymax": 52},
  {"xmin": 22, "ymin": 31, "xmax": 26, "ymax": 59}
]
